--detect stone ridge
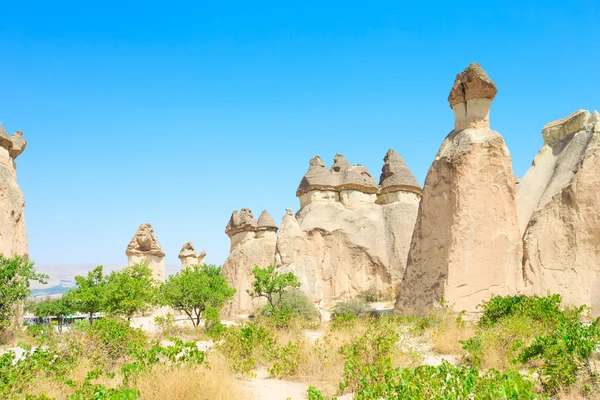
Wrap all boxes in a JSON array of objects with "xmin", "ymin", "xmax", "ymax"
[
  {"xmin": 379, "ymin": 149, "xmax": 421, "ymax": 195},
  {"xmin": 225, "ymin": 208, "xmax": 258, "ymax": 237},
  {"xmin": 448, "ymin": 62, "xmax": 497, "ymax": 107},
  {"xmin": 0, "ymin": 124, "xmax": 27, "ymax": 159},
  {"xmin": 126, "ymin": 223, "xmax": 165, "ymax": 257},
  {"xmin": 257, "ymin": 210, "xmax": 278, "ymax": 232},
  {"xmin": 542, "ymin": 109, "xmax": 591, "ymax": 144}
]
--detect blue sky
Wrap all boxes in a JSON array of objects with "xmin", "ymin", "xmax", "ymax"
[{"xmin": 1, "ymin": 1, "xmax": 598, "ymax": 279}]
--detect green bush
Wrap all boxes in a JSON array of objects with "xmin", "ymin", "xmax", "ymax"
[
  {"xmin": 259, "ymin": 288, "xmax": 319, "ymax": 328},
  {"xmin": 518, "ymin": 318, "xmax": 600, "ymax": 393},
  {"xmin": 330, "ymin": 298, "xmax": 372, "ymax": 321},
  {"xmin": 86, "ymin": 318, "xmax": 147, "ymax": 361},
  {"xmin": 218, "ymin": 322, "xmax": 276, "ymax": 375},
  {"xmin": 478, "ymin": 294, "xmax": 575, "ymax": 329},
  {"xmin": 308, "ymin": 361, "xmax": 542, "ymax": 400},
  {"xmin": 360, "ymin": 287, "xmax": 380, "ymax": 303}
]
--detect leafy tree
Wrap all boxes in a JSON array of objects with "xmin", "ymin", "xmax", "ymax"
[
  {"xmin": 0, "ymin": 255, "xmax": 48, "ymax": 334},
  {"xmin": 104, "ymin": 263, "xmax": 159, "ymax": 320},
  {"xmin": 65, "ymin": 265, "xmax": 106, "ymax": 325},
  {"xmin": 247, "ymin": 265, "xmax": 301, "ymax": 308},
  {"xmin": 30, "ymin": 297, "xmax": 72, "ymax": 333},
  {"xmin": 161, "ymin": 264, "xmax": 235, "ymax": 328}
]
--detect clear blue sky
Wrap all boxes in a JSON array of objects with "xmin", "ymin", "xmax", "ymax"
[{"xmin": 1, "ymin": 1, "xmax": 598, "ymax": 278}]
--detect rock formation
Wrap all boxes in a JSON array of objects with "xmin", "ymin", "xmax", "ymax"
[
  {"xmin": 274, "ymin": 151, "xmax": 420, "ymax": 306},
  {"xmin": 126, "ymin": 223, "xmax": 165, "ymax": 282},
  {"xmin": 178, "ymin": 242, "xmax": 206, "ymax": 269},
  {"xmin": 222, "ymin": 209, "xmax": 278, "ymax": 313},
  {"xmin": 0, "ymin": 123, "xmax": 28, "ymax": 258},
  {"xmin": 517, "ymin": 109, "xmax": 600, "ymax": 314},
  {"xmin": 223, "ymin": 150, "xmax": 421, "ymax": 314},
  {"xmin": 394, "ymin": 63, "xmax": 523, "ymax": 316}
]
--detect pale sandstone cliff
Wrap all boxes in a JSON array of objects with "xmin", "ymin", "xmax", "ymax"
[
  {"xmin": 126, "ymin": 223, "xmax": 165, "ymax": 282},
  {"xmin": 0, "ymin": 124, "xmax": 28, "ymax": 258},
  {"xmin": 394, "ymin": 63, "xmax": 523, "ymax": 316},
  {"xmin": 517, "ymin": 110, "xmax": 600, "ymax": 314}
]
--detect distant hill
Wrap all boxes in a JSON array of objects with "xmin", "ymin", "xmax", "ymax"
[{"xmin": 30, "ymin": 280, "xmax": 76, "ymax": 299}]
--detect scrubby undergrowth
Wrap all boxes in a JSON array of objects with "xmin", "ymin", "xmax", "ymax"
[{"xmin": 2, "ymin": 294, "xmax": 600, "ymax": 399}]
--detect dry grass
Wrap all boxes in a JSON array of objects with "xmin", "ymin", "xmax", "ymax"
[
  {"xmin": 431, "ymin": 317, "xmax": 473, "ymax": 355},
  {"xmin": 137, "ymin": 353, "xmax": 248, "ymax": 400}
]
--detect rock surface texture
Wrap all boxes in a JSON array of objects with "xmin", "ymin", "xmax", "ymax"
[
  {"xmin": 394, "ymin": 63, "xmax": 523, "ymax": 316},
  {"xmin": 178, "ymin": 242, "xmax": 206, "ymax": 269},
  {"xmin": 0, "ymin": 123, "xmax": 28, "ymax": 258},
  {"xmin": 222, "ymin": 209, "xmax": 278, "ymax": 313},
  {"xmin": 517, "ymin": 109, "xmax": 600, "ymax": 315},
  {"xmin": 126, "ymin": 223, "xmax": 166, "ymax": 282}
]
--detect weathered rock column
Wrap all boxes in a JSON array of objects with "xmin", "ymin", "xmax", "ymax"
[
  {"xmin": 178, "ymin": 242, "xmax": 206, "ymax": 269},
  {"xmin": 517, "ymin": 110, "xmax": 600, "ymax": 314},
  {"xmin": 394, "ymin": 63, "xmax": 523, "ymax": 315},
  {"xmin": 222, "ymin": 209, "xmax": 278, "ymax": 313},
  {"xmin": 0, "ymin": 124, "xmax": 28, "ymax": 258},
  {"xmin": 125, "ymin": 223, "xmax": 165, "ymax": 282},
  {"xmin": 377, "ymin": 149, "xmax": 421, "ymax": 288}
]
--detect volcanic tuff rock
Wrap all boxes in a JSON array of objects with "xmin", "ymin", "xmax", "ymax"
[
  {"xmin": 0, "ymin": 123, "xmax": 28, "ymax": 258},
  {"xmin": 126, "ymin": 223, "xmax": 165, "ymax": 282},
  {"xmin": 274, "ymin": 151, "xmax": 421, "ymax": 306},
  {"xmin": 222, "ymin": 209, "xmax": 278, "ymax": 313},
  {"xmin": 394, "ymin": 63, "xmax": 523, "ymax": 316},
  {"xmin": 517, "ymin": 110, "xmax": 600, "ymax": 315},
  {"xmin": 178, "ymin": 242, "xmax": 206, "ymax": 269}
]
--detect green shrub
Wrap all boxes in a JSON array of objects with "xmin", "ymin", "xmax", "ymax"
[
  {"xmin": 478, "ymin": 294, "xmax": 575, "ymax": 329},
  {"xmin": 360, "ymin": 287, "xmax": 380, "ymax": 303},
  {"xmin": 330, "ymin": 298, "xmax": 372, "ymax": 321},
  {"xmin": 258, "ymin": 288, "xmax": 319, "ymax": 328},
  {"xmin": 86, "ymin": 318, "xmax": 147, "ymax": 361},
  {"xmin": 309, "ymin": 361, "xmax": 542, "ymax": 400},
  {"xmin": 518, "ymin": 318, "xmax": 600, "ymax": 393},
  {"xmin": 218, "ymin": 322, "xmax": 276, "ymax": 375}
]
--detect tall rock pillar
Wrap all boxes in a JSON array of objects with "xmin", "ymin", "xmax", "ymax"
[
  {"xmin": 394, "ymin": 63, "xmax": 523, "ymax": 315},
  {"xmin": 0, "ymin": 124, "xmax": 28, "ymax": 258},
  {"xmin": 222, "ymin": 209, "xmax": 278, "ymax": 313},
  {"xmin": 125, "ymin": 223, "xmax": 166, "ymax": 282}
]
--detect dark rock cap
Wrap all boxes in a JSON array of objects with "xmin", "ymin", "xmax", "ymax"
[
  {"xmin": 379, "ymin": 149, "xmax": 421, "ymax": 194},
  {"xmin": 225, "ymin": 208, "xmax": 258, "ymax": 237},
  {"xmin": 448, "ymin": 63, "xmax": 497, "ymax": 108},
  {"xmin": 257, "ymin": 210, "xmax": 278, "ymax": 232}
]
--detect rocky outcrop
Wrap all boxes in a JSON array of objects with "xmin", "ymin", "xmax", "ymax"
[
  {"xmin": 222, "ymin": 209, "xmax": 278, "ymax": 313},
  {"xmin": 517, "ymin": 110, "xmax": 600, "ymax": 315},
  {"xmin": 126, "ymin": 223, "xmax": 165, "ymax": 282},
  {"xmin": 275, "ymin": 151, "xmax": 420, "ymax": 305},
  {"xmin": 394, "ymin": 63, "xmax": 523, "ymax": 316},
  {"xmin": 178, "ymin": 242, "xmax": 206, "ymax": 269},
  {"xmin": 0, "ymin": 123, "xmax": 28, "ymax": 258}
]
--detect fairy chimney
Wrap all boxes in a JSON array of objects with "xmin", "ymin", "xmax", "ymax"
[{"xmin": 125, "ymin": 223, "xmax": 165, "ymax": 282}]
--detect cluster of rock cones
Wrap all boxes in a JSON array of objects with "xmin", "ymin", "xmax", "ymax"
[{"xmin": 2, "ymin": 62, "xmax": 598, "ymax": 317}]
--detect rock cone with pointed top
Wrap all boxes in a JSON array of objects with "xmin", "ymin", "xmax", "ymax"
[
  {"xmin": 0, "ymin": 123, "xmax": 28, "ymax": 258},
  {"xmin": 394, "ymin": 63, "xmax": 523, "ymax": 316},
  {"xmin": 178, "ymin": 242, "xmax": 206, "ymax": 269},
  {"xmin": 517, "ymin": 109, "xmax": 600, "ymax": 314},
  {"xmin": 126, "ymin": 223, "xmax": 165, "ymax": 282}
]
